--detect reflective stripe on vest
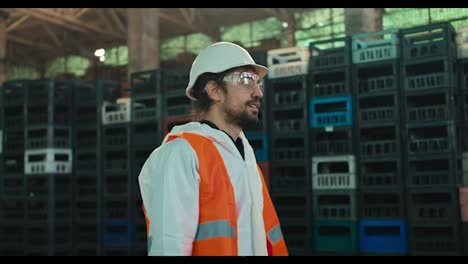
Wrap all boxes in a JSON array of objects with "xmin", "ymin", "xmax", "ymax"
[
  {"xmin": 195, "ymin": 220, "xmax": 235, "ymax": 241},
  {"xmin": 267, "ymin": 224, "xmax": 283, "ymax": 244}
]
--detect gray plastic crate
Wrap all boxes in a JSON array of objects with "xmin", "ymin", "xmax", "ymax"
[{"xmin": 352, "ymin": 29, "xmax": 400, "ymax": 64}]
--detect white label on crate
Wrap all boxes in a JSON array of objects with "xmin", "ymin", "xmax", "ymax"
[
  {"xmin": 273, "ymin": 64, "xmax": 305, "ymax": 78},
  {"xmin": 325, "ymin": 126, "xmax": 334, "ymax": 132}
]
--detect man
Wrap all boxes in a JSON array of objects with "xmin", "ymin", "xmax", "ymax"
[{"xmin": 138, "ymin": 42, "xmax": 288, "ymax": 256}]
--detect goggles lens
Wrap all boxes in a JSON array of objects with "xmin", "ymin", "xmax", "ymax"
[{"xmin": 223, "ymin": 72, "xmax": 263, "ymax": 92}]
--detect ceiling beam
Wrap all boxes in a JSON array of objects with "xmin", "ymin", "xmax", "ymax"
[
  {"xmin": 6, "ymin": 14, "xmax": 30, "ymax": 32},
  {"xmin": 40, "ymin": 22, "xmax": 63, "ymax": 48},
  {"xmin": 179, "ymin": 8, "xmax": 195, "ymax": 25},
  {"xmin": 14, "ymin": 8, "xmax": 124, "ymax": 40},
  {"xmin": 107, "ymin": 8, "xmax": 126, "ymax": 34},
  {"xmin": 96, "ymin": 8, "xmax": 115, "ymax": 32},
  {"xmin": 8, "ymin": 35, "xmax": 54, "ymax": 50},
  {"xmin": 74, "ymin": 8, "xmax": 90, "ymax": 18}
]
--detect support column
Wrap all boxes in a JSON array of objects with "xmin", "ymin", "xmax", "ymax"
[
  {"xmin": 0, "ymin": 11, "xmax": 8, "ymax": 85},
  {"xmin": 127, "ymin": 8, "xmax": 160, "ymax": 77},
  {"xmin": 345, "ymin": 8, "xmax": 383, "ymax": 36},
  {"xmin": 283, "ymin": 13, "xmax": 296, "ymax": 47}
]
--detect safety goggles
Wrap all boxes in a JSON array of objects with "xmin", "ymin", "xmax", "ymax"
[{"xmin": 222, "ymin": 71, "xmax": 264, "ymax": 93}]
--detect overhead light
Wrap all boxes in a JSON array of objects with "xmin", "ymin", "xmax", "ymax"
[
  {"xmin": 99, "ymin": 56, "xmax": 105, "ymax": 62},
  {"xmin": 94, "ymin": 48, "xmax": 105, "ymax": 57},
  {"xmin": 282, "ymin": 22, "xmax": 288, "ymax": 28}
]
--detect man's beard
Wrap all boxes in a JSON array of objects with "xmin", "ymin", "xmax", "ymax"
[{"xmin": 223, "ymin": 100, "xmax": 260, "ymax": 130}]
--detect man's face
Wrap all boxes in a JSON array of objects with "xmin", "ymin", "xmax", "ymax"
[{"xmin": 221, "ymin": 69, "xmax": 264, "ymax": 129}]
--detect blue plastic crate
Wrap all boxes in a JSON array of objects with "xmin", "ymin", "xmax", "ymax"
[
  {"xmin": 310, "ymin": 96, "xmax": 353, "ymax": 128},
  {"xmin": 102, "ymin": 219, "xmax": 133, "ymax": 247},
  {"xmin": 245, "ymin": 133, "xmax": 269, "ymax": 162},
  {"xmin": 359, "ymin": 219, "xmax": 407, "ymax": 254}
]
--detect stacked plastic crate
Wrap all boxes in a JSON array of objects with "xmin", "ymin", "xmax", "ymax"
[
  {"xmin": 457, "ymin": 26, "xmax": 468, "ymax": 256},
  {"xmin": 352, "ymin": 29, "xmax": 407, "ymax": 255},
  {"xmin": 245, "ymin": 50, "xmax": 271, "ymax": 188},
  {"xmin": 308, "ymin": 37, "xmax": 359, "ymax": 255},
  {"xmin": 401, "ymin": 22, "xmax": 462, "ymax": 256},
  {"xmin": 129, "ymin": 70, "xmax": 164, "ymax": 255},
  {"xmin": 101, "ymin": 92, "xmax": 132, "ymax": 255},
  {"xmin": 266, "ymin": 46, "xmax": 311, "ymax": 255},
  {"xmin": 72, "ymin": 80, "xmax": 119, "ymax": 255},
  {"xmin": 162, "ymin": 69, "xmax": 191, "ymax": 137},
  {"xmin": 23, "ymin": 80, "xmax": 74, "ymax": 255},
  {"xmin": 0, "ymin": 81, "xmax": 27, "ymax": 256}
]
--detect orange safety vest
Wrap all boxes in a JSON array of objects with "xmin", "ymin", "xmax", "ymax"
[{"xmin": 144, "ymin": 132, "xmax": 288, "ymax": 256}]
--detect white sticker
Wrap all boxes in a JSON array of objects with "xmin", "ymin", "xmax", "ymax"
[{"xmin": 325, "ymin": 126, "xmax": 334, "ymax": 132}]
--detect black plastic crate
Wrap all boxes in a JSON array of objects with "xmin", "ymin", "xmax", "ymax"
[
  {"xmin": 75, "ymin": 151, "xmax": 99, "ymax": 175},
  {"xmin": 403, "ymin": 59, "xmax": 457, "ymax": 92},
  {"xmin": 3, "ymin": 105, "xmax": 25, "ymax": 131},
  {"xmin": 102, "ymin": 199, "xmax": 130, "ymax": 219},
  {"xmin": 131, "ymin": 146, "xmax": 154, "ymax": 178},
  {"xmin": 408, "ymin": 223, "xmax": 461, "ymax": 255},
  {"xmin": 269, "ymin": 163, "xmax": 308, "ymax": 194},
  {"xmin": 102, "ymin": 123, "xmax": 129, "ymax": 149},
  {"xmin": 0, "ymin": 199, "xmax": 25, "ymax": 222},
  {"xmin": 406, "ymin": 157, "xmax": 459, "ymax": 187},
  {"xmin": 405, "ymin": 124, "xmax": 456, "ymax": 155},
  {"xmin": 359, "ymin": 126, "xmax": 400, "ymax": 157},
  {"xmin": 131, "ymin": 122, "xmax": 161, "ymax": 148},
  {"xmin": 53, "ymin": 177, "xmax": 72, "ymax": 200},
  {"xmin": 103, "ymin": 173, "xmax": 130, "ymax": 198},
  {"xmin": 163, "ymin": 70, "xmax": 189, "ymax": 94},
  {"xmin": 26, "ymin": 175, "xmax": 49, "ymax": 199},
  {"xmin": 355, "ymin": 60, "xmax": 400, "ymax": 96},
  {"xmin": 103, "ymin": 149, "xmax": 129, "ymax": 172},
  {"xmin": 130, "ymin": 70, "xmax": 162, "ymax": 98},
  {"xmin": 26, "ymin": 198, "xmax": 48, "ymax": 221},
  {"xmin": 26, "ymin": 125, "xmax": 72, "ymax": 149},
  {"xmin": 73, "ymin": 223, "xmax": 98, "ymax": 245},
  {"xmin": 164, "ymin": 91, "xmax": 191, "ymax": 117},
  {"xmin": 54, "ymin": 225, "xmax": 72, "ymax": 246},
  {"xmin": 2, "ymin": 153, "xmax": 24, "ymax": 173},
  {"xmin": 310, "ymin": 126, "xmax": 355, "ymax": 156},
  {"xmin": 407, "ymin": 187, "xmax": 460, "ymax": 224},
  {"xmin": 1, "ymin": 174, "xmax": 25, "ymax": 199},
  {"xmin": 405, "ymin": 91, "xmax": 459, "ymax": 124},
  {"xmin": 273, "ymin": 195, "xmax": 308, "ymax": 224},
  {"xmin": 27, "ymin": 103, "xmax": 72, "ymax": 126},
  {"xmin": 358, "ymin": 94, "xmax": 399, "ymax": 126},
  {"xmin": 75, "ymin": 128, "xmax": 99, "ymax": 151},
  {"xmin": 281, "ymin": 225, "xmax": 309, "ymax": 252},
  {"xmin": 268, "ymin": 76, "xmax": 307, "ymax": 109},
  {"xmin": 74, "ymin": 104, "xmax": 99, "ymax": 126},
  {"xmin": 131, "ymin": 96, "xmax": 161, "ymax": 122},
  {"xmin": 74, "ymin": 176, "xmax": 98, "ymax": 201},
  {"xmin": 401, "ymin": 22, "xmax": 457, "ymax": 62},
  {"xmin": 2, "ymin": 80, "xmax": 28, "ymax": 106},
  {"xmin": 359, "ymin": 159, "xmax": 404, "ymax": 187},
  {"xmin": 25, "ymin": 224, "xmax": 49, "ymax": 246},
  {"xmin": 270, "ymin": 108, "xmax": 306, "ymax": 136},
  {"xmin": 3, "ymin": 131, "xmax": 24, "ymax": 153},
  {"xmin": 312, "ymin": 189, "xmax": 357, "ymax": 220},
  {"xmin": 309, "ymin": 68, "xmax": 350, "ymax": 97},
  {"xmin": 359, "ymin": 188, "xmax": 405, "ymax": 219},
  {"xmin": 74, "ymin": 80, "xmax": 119, "ymax": 105},
  {"xmin": 270, "ymin": 137, "xmax": 305, "ymax": 161},
  {"xmin": 309, "ymin": 36, "xmax": 351, "ymax": 70},
  {"xmin": 27, "ymin": 80, "xmax": 73, "ymax": 106},
  {"xmin": 0, "ymin": 224, "xmax": 25, "ymax": 247}
]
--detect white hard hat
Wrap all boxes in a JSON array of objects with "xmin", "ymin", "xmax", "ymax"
[{"xmin": 186, "ymin": 42, "xmax": 269, "ymax": 101}]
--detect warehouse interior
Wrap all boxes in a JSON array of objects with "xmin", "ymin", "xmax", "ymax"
[{"xmin": 1, "ymin": 8, "xmax": 468, "ymax": 256}]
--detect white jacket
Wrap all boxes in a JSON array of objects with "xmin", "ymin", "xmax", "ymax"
[{"xmin": 138, "ymin": 121, "xmax": 268, "ymax": 256}]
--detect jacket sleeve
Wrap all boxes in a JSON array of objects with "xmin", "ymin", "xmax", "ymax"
[{"xmin": 138, "ymin": 138, "xmax": 200, "ymax": 256}]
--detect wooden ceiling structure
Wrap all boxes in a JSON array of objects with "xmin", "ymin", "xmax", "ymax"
[{"xmin": 0, "ymin": 8, "xmax": 311, "ymax": 69}]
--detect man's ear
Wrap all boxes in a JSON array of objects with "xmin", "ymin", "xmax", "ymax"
[{"xmin": 205, "ymin": 80, "xmax": 224, "ymax": 102}]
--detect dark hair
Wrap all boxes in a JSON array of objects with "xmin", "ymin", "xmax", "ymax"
[
  {"xmin": 189, "ymin": 72, "xmax": 227, "ymax": 120},
  {"xmin": 188, "ymin": 65, "xmax": 257, "ymax": 120}
]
